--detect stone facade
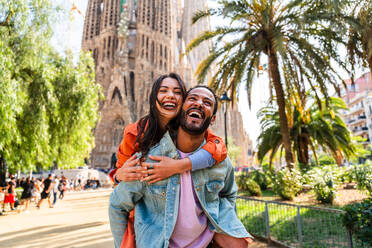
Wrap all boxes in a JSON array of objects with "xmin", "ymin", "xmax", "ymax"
[{"xmin": 82, "ymin": 0, "xmax": 252, "ymax": 168}]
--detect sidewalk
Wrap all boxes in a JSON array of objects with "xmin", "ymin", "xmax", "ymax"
[{"xmin": 0, "ymin": 189, "xmax": 276, "ymax": 248}]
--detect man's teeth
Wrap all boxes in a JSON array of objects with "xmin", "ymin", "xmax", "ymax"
[{"xmin": 189, "ymin": 111, "xmax": 202, "ymax": 118}]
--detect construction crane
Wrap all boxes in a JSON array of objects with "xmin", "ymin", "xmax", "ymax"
[{"xmin": 68, "ymin": 0, "xmax": 84, "ymax": 51}]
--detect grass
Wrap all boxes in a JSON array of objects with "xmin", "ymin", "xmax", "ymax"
[{"xmin": 236, "ymin": 198, "xmax": 356, "ymax": 248}]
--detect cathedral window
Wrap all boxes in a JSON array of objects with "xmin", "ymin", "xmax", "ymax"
[
  {"xmin": 160, "ymin": 44, "xmax": 162, "ymax": 57},
  {"xmin": 142, "ymin": 0, "xmax": 146, "ymax": 24},
  {"xmin": 123, "ymin": 76, "xmax": 128, "ymax": 96},
  {"xmin": 130, "ymin": 72, "xmax": 135, "ymax": 101},
  {"xmin": 111, "ymin": 87, "xmax": 123, "ymax": 105},
  {"xmin": 145, "ymin": 37, "xmax": 149, "ymax": 60},
  {"xmin": 146, "ymin": 0, "xmax": 150, "ymax": 26},
  {"xmin": 151, "ymin": 0, "xmax": 156, "ymax": 30},
  {"xmin": 151, "ymin": 41, "xmax": 155, "ymax": 65}
]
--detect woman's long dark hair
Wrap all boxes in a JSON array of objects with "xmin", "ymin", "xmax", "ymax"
[{"xmin": 135, "ymin": 73, "xmax": 186, "ymax": 157}]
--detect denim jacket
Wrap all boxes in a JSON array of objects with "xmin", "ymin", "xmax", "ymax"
[{"xmin": 109, "ymin": 132, "xmax": 251, "ymax": 248}]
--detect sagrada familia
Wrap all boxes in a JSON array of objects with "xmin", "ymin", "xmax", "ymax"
[{"xmin": 81, "ymin": 0, "xmax": 253, "ymax": 168}]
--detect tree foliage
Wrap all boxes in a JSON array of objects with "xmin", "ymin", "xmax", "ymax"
[
  {"xmin": 257, "ymin": 95, "xmax": 354, "ymax": 166},
  {"xmin": 186, "ymin": 0, "xmax": 351, "ymax": 168},
  {"xmin": 0, "ymin": 0, "xmax": 102, "ymax": 172}
]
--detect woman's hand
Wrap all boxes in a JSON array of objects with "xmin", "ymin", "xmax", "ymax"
[
  {"xmin": 115, "ymin": 154, "xmax": 146, "ymax": 182},
  {"xmin": 141, "ymin": 155, "xmax": 192, "ymax": 184}
]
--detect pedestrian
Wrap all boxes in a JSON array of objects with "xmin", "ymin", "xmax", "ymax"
[
  {"xmin": 111, "ymin": 74, "xmax": 227, "ymax": 247},
  {"xmin": 32, "ymin": 178, "xmax": 42, "ymax": 204},
  {"xmin": 37, "ymin": 174, "xmax": 53, "ymax": 209},
  {"xmin": 2, "ymin": 178, "xmax": 16, "ymax": 212},
  {"xmin": 52, "ymin": 176, "xmax": 59, "ymax": 206},
  {"xmin": 20, "ymin": 177, "xmax": 33, "ymax": 213},
  {"xmin": 59, "ymin": 176, "xmax": 66, "ymax": 199}
]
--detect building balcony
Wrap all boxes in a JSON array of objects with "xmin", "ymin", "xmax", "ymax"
[
  {"xmin": 354, "ymin": 127, "xmax": 369, "ymax": 136},
  {"xmin": 358, "ymin": 115, "xmax": 367, "ymax": 119},
  {"xmin": 351, "ymin": 118, "xmax": 367, "ymax": 126}
]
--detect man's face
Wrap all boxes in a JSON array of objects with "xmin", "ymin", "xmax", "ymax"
[{"xmin": 180, "ymin": 87, "xmax": 216, "ymax": 135}]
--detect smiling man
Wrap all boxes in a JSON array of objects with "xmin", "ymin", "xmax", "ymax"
[{"xmin": 109, "ymin": 86, "xmax": 252, "ymax": 248}]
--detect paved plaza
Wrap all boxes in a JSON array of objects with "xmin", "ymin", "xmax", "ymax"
[{"xmin": 0, "ymin": 189, "xmax": 274, "ymax": 248}]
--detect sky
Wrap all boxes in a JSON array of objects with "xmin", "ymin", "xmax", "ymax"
[{"xmin": 51, "ymin": 0, "xmax": 365, "ymax": 149}]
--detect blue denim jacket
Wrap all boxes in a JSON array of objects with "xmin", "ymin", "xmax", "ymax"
[{"xmin": 109, "ymin": 132, "xmax": 252, "ymax": 248}]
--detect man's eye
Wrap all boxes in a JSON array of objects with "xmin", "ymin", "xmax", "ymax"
[{"xmin": 204, "ymin": 101, "xmax": 212, "ymax": 106}]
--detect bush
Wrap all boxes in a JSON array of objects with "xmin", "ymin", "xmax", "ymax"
[
  {"xmin": 337, "ymin": 166, "xmax": 354, "ymax": 183},
  {"xmin": 307, "ymin": 165, "xmax": 340, "ymax": 204},
  {"xmin": 351, "ymin": 164, "xmax": 372, "ymax": 195},
  {"xmin": 272, "ymin": 168, "xmax": 302, "ymax": 200},
  {"xmin": 250, "ymin": 170, "xmax": 271, "ymax": 190},
  {"xmin": 343, "ymin": 198, "xmax": 372, "ymax": 246},
  {"xmin": 317, "ymin": 154, "xmax": 336, "ymax": 166},
  {"xmin": 235, "ymin": 173, "xmax": 262, "ymax": 196}
]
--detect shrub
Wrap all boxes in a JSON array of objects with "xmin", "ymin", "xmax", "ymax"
[
  {"xmin": 235, "ymin": 173, "xmax": 262, "ymax": 196},
  {"xmin": 250, "ymin": 170, "xmax": 271, "ymax": 190},
  {"xmin": 337, "ymin": 166, "xmax": 354, "ymax": 183},
  {"xmin": 342, "ymin": 198, "xmax": 372, "ymax": 246},
  {"xmin": 272, "ymin": 168, "xmax": 302, "ymax": 200},
  {"xmin": 318, "ymin": 154, "xmax": 336, "ymax": 166},
  {"xmin": 351, "ymin": 164, "xmax": 372, "ymax": 196},
  {"xmin": 307, "ymin": 165, "xmax": 340, "ymax": 204}
]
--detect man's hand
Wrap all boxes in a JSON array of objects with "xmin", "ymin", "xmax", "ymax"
[
  {"xmin": 116, "ymin": 154, "xmax": 146, "ymax": 182},
  {"xmin": 140, "ymin": 155, "xmax": 191, "ymax": 184}
]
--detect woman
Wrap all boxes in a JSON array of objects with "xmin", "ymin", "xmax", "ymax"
[
  {"xmin": 20, "ymin": 177, "xmax": 33, "ymax": 212},
  {"xmin": 2, "ymin": 178, "xmax": 16, "ymax": 211},
  {"xmin": 112, "ymin": 73, "xmax": 227, "ymax": 248}
]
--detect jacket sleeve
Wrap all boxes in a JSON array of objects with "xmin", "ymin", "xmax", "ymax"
[
  {"xmin": 116, "ymin": 125, "xmax": 137, "ymax": 168},
  {"xmin": 219, "ymin": 157, "xmax": 237, "ymax": 207},
  {"xmin": 109, "ymin": 181, "xmax": 144, "ymax": 248},
  {"xmin": 202, "ymin": 129, "xmax": 227, "ymax": 164}
]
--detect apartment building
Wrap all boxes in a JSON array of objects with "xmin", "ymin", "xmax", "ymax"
[{"xmin": 342, "ymin": 72, "xmax": 372, "ymax": 144}]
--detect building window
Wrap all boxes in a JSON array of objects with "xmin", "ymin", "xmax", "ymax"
[{"xmin": 130, "ymin": 72, "xmax": 135, "ymax": 101}]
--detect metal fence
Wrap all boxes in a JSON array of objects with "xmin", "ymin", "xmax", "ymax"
[{"xmin": 236, "ymin": 196, "xmax": 364, "ymax": 248}]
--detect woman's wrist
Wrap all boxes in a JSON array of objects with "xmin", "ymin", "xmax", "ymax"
[{"xmin": 175, "ymin": 158, "xmax": 192, "ymax": 173}]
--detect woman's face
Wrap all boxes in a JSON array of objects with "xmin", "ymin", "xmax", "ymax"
[{"xmin": 156, "ymin": 77, "xmax": 183, "ymax": 122}]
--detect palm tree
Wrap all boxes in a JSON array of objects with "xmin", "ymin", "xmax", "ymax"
[
  {"xmin": 347, "ymin": 0, "xmax": 372, "ymax": 75},
  {"xmin": 257, "ymin": 95, "xmax": 355, "ymax": 166},
  {"xmin": 186, "ymin": 0, "xmax": 349, "ymax": 168}
]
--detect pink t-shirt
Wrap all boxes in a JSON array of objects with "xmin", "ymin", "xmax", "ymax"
[{"xmin": 169, "ymin": 151, "xmax": 214, "ymax": 248}]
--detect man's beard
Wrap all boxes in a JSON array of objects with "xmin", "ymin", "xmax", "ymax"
[{"xmin": 179, "ymin": 110, "xmax": 212, "ymax": 135}]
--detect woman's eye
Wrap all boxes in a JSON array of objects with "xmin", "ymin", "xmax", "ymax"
[{"xmin": 174, "ymin": 91, "xmax": 182, "ymax": 95}]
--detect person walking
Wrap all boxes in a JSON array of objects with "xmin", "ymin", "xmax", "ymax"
[
  {"xmin": 2, "ymin": 178, "xmax": 16, "ymax": 212},
  {"xmin": 59, "ymin": 176, "xmax": 67, "ymax": 199},
  {"xmin": 37, "ymin": 174, "xmax": 53, "ymax": 209},
  {"xmin": 20, "ymin": 177, "xmax": 34, "ymax": 213},
  {"xmin": 52, "ymin": 176, "xmax": 59, "ymax": 206}
]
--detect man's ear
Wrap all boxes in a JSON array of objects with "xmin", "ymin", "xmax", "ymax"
[{"xmin": 210, "ymin": 115, "xmax": 216, "ymax": 125}]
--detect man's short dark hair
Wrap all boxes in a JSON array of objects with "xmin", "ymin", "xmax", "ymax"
[{"xmin": 186, "ymin": 85, "xmax": 218, "ymax": 115}]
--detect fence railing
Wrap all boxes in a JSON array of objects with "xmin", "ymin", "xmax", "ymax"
[{"xmin": 236, "ymin": 196, "xmax": 359, "ymax": 248}]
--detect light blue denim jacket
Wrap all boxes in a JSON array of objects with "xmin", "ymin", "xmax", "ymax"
[{"xmin": 109, "ymin": 132, "xmax": 252, "ymax": 248}]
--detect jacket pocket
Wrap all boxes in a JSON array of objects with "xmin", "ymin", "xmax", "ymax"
[
  {"xmin": 148, "ymin": 184, "xmax": 167, "ymax": 200},
  {"xmin": 205, "ymin": 180, "xmax": 224, "ymax": 202}
]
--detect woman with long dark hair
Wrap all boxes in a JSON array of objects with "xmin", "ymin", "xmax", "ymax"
[{"xmin": 112, "ymin": 73, "xmax": 227, "ymax": 248}]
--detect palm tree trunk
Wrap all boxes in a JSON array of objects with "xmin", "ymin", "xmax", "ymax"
[{"xmin": 268, "ymin": 49, "xmax": 294, "ymax": 168}]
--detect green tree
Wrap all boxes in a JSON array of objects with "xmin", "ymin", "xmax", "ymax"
[
  {"xmin": 257, "ymin": 96, "xmax": 354, "ymax": 166},
  {"xmin": 0, "ymin": 0, "xmax": 102, "ymax": 172},
  {"xmin": 186, "ymin": 0, "xmax": 349, "ymax": 168},
  {"xmin": 347, "ymin": 0, "xmax": 372, "ymax": 74}
]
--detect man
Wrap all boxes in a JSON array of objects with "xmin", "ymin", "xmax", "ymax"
[
  {"xmin": 52, "ymin": 176, "xmax": 59, "ymax": 206},
  {"xmin": 37, "ymin": 174, "xmax": 53, "ymax": 209},
  {"xmin": 109, "ymin": 86, "xmax": 252, "ymax": 248}
]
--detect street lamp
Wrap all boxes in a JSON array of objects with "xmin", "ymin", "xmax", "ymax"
[{"xmin": 220, "ymin": 92, "xmax": 231, "ymax": 149}]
